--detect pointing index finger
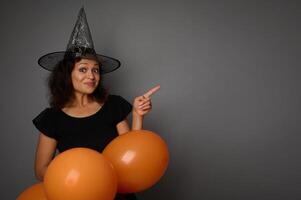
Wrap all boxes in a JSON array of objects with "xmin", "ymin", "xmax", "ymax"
[{"xmin": 143, "ymin": 85, "xmax": 161, "ymax": 98}]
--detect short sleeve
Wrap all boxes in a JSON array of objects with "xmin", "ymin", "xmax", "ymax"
[
  {"xmin": 110, "ymin": 95, "xmax": 133, "ymax": 124},
  {"xmin": 32, "ymin": 108, "xmax": 57, "ymax": 140}
]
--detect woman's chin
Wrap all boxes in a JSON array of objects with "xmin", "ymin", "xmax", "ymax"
[
  {"xmin": 86, "ymin": 90, "xmax": 96, "ymax": 94},
  {"xmin": 78, "ymin": 89, "xmax": 96, "ymax": 95}
]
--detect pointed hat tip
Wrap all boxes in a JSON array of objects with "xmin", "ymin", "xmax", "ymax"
[{"xmin": 78, "ymin": 6, "xmax": 86, "ymax": 16}]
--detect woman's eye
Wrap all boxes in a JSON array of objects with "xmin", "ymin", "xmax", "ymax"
[
  {"xmin": 92, "ymin": 68, "xmax": 99, "ymax": 73},
  {"xmin": 79, "ymin": 67, "xmax": 87, "ymax": 72}
]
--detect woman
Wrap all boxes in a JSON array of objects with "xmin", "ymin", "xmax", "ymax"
[{"xmin": 33, "ymin": 7, "xmax": 160, "ymax": 200}]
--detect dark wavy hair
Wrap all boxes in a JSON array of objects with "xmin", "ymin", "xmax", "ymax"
[{"xmin": 47, "ymin": 57, "xmax": 108, "ymax": 109}]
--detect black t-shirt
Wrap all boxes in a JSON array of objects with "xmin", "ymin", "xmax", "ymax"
[
  {"xmin": 33, "ymin": 94, "xmax": 132, "ymax": 153},
  {"xmin": 33, "ymin": 94, "xmax": 138, "ymax": 200}
]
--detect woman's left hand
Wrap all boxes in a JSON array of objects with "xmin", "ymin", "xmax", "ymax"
[{"xmin": 133, "ymin": 85, "xmax": 160, "ymax": 116}]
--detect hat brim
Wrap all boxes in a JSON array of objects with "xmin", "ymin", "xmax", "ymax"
[{"xmin": 38, "ymin": 51, "xmax": 121, "ymax": 74}]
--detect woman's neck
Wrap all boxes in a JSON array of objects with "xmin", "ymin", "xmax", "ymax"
[{"xmin": 69, "ymin": 92, "xmax": 94, "ymax": 108}]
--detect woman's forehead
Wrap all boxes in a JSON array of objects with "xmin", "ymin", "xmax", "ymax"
[{"xmin": 76, "ymin": 58, "xmax": 99, "ymax": 66}]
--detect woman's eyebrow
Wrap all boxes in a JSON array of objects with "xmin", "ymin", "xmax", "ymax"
[{"xmin": 78, "ymin": 62, "xmax": 99, "ymax": 66}]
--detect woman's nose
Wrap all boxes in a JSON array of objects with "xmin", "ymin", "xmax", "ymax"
[{"xmin": 87, "ymin": 70, "xmax": 95, "ymax": 79}]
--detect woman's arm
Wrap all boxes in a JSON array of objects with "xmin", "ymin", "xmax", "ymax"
[
  {"xmin": 116, "ymin": 85, "xmax": 160, "ymax": 135},
  {"xmin": 34, "ymin": 133, "xmax": 57, "ymax": 181},
  {"xmin": 132, "ymin": 112, "xmax": 143, "ymax": 130},
  {"xmin": 116, "ymin": 112, "xmax": 144, "ymax": 135},
  {"xmin": 116, "ymin": 118, "xmax": 131, "ymax": 135}
]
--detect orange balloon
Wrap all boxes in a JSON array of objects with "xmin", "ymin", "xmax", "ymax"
[
  {"xmin": 103, "ymin": 130, "xmax": 169, "ymax": 193},
  {"xmin": 17, "ymin": 183, "xmax": 47, "ymax": 200},
  {"xmin": 44, "ymin": 148, "xmax": 117, "ymax": 200}
]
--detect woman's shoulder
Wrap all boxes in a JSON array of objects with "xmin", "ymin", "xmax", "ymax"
[
  {"xmin": 106, "ymin": 94, "xmax": 120, "ymax": 102},
  {"xmin": 107, "ymin": 94, "xmax": 131, "ymax": 104},
  {"xmin": 107, "ymin": 94, "xmax": 122, "ymax": 99},
  {"xmin": 34, "ymin": 107, "xmax": 60, "ymax": 119},
  {"xmin": 43, "ymin": 107, "xmax": 60, "ymax": 113},
  {"xmin": 105, "ymin": 94, "xmax": 132, "ymax": 123},
  {"xmin": 32, "ymin": 107, "xmax": 60, "ymax": 139}
]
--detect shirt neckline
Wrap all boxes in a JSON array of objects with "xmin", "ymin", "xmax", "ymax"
[{"xmin": 59, "ymin": 97, "xmax": 109, "ymax": 119}]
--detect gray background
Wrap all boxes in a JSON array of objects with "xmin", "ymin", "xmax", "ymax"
[{"xmin": 1, "ymin": 0, "xmax": 300, "ymax": 199}]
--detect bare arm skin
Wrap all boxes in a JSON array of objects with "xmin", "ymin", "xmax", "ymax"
[
  {"xmin": 116, "ymin": 118, "xmax": 131, "ymax": 135},
  {"xmin": 116, "ymin": 111, "xmax": 144, "ymax": 135},
  {"xmin": 34, "ymin": 133, "xmax": 57, "ymax": 181}
]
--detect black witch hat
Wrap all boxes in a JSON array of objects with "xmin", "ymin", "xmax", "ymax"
[{"xmin": 38, "ymin": 7, "xmax": 121, "ymax": 74}]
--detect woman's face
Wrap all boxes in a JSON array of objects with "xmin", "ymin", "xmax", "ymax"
[{"xmin": 71, "ymin": 58, "xmax": 100, "ymax": 95}]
